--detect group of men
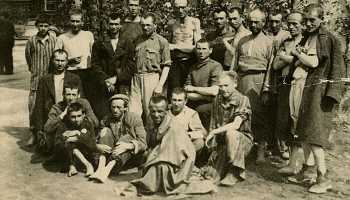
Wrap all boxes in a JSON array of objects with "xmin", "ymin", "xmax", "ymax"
[{"xmin": 24, "ymin": 0, "xmax": 345, "ymax": 196}]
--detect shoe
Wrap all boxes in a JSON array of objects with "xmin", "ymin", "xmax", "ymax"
[
  {"xmin": 281, "ymin": 151, "xmax": 290, "ymax": 159},
  {"xmin": 30, "ymin": 153, "xmax": 46, "ymax": 164},
  {"xmin": 220, "ymin": 172, "xmax": 239, "ymax": 186},
  {"xmin": 308, "ymin": 176, "xmax": 332, "ymax": 194},
  {"xmin": 25, "ymin": 135, "xmax": 36, "ymax": 147},
  {"xmin": 278, "ymin": 166, "xmax": 299, "ymax": 176}
]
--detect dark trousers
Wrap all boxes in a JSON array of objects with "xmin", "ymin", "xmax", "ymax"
[{"xmin": 0, "ymin": 47, "xmax": 13, "ymax": 74}]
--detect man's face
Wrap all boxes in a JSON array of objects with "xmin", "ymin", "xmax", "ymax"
[
  {"xmin": 228, "ymin": 10, "xmax": 242, "ymax": 30},
  {"xmin": 69, "ymin": 110, "xmax": 85, "ymax": 128},
  {"xmin": 64, "ymin": 88, "xmax": 79, "ymax": 104},
  {"xmin": 195, "ymin": 42, "xmax": 212, "ymax": 61},
  {"xmin": 109, "ymin": 18, "xmax": 121, "ymax": 35},
  {"xmin": 110, "ymin": 99, "xmax": 126, "ymax": 119},
  {"xmin": 52, "ymin": 53, "xmax": 68, "ymax": 74},
  {"xmin": 171, "ymin": 93, "xmax": 186, "ymax": 114},
  {"xmin": 128, "ymin": 0, "xmax": 140, "ymax": 17},
  {"xmin": 149, "ymin": 101, "xmax": 167, "ymax": 126},
  {"xmin": 287, "ymin": 14, "xmax": 303, "ymax": 37},
  {"xmin": 174, "ymin": 0, "xmax": 188, "ymax": 19},
  {"xmin": 70, "ymin": 14, "xmax": 82, "ymax": 34},
  {"xmin": 218, "ymin": 76, "xmax": 236, "ymax": 98},
  {"xmin": 141, "ymin": 17, "xmax": 156, "ymax": 36},
  {"xmin": 214, "ymin": 11, "xmax": 227, "ymax": 30},
  {"xmin": 304, "ymin": 10, "xmax": 322, "ymax": 33},
  {"xmin": 37, "ymin": 22, "xmax": 49, "ymax": 36},
  {"xmin": 248, "ymin": 15, "xmax": 265, "ymax": 35},
  {"xmin": 269, "ymin": 14, "xmax": 282, "ymax": 34}
]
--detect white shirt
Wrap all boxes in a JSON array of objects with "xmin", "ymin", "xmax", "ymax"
[
  {"xmin": 110, "ymin": 38, "xmax": 118, "ymax": 51},
  {"xmin": 54, "ymin": 72, "xmax": 65, "ymax": 103},
  {"xmin": 56, "ymin": 30, "xmax": 94, "ymax": 70}
]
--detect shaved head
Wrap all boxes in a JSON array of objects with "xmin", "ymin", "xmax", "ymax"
[
  {"xmin": 174, "ymin": 0, "xmax": 187, "ymax": 7},
  {"xmin": 249, "ymin": 9, "xmax": 266, "ymax": 22},
  {"xmin": 288, "ymin": 12, "xmax": 303, "ymax": 23}
]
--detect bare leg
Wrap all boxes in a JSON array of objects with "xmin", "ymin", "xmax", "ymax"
[
  {"xmin": 310, "ymin": 145, "xmax": 326, "ymax": 175},
  {"xmin": 90, "ymin": 155, "xmax": 106, "ymax": 179},
  {"xmin": 68, "ymin": 165, "xmax": 78, "ymax": 177},
  {"xmin": 303, "ymin": 143, "xmax": 315, "ymax": 166},
  {"xmin": 94, "ymin": 160, "xmax": 116, "ymax": 183},
  {"xmin": 72, "ymin": 148, "xmax": 94, "ymax": 177}
]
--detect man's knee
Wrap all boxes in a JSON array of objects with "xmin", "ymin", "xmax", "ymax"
[
  {"xmin": 192, "ymin": 138, "xmax": 204, "ymax": 152},
  {"xmin": 98, "ymin": 127, "xmax": 114, "ymax": 147}
]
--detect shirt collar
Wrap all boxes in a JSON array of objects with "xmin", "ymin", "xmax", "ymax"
[
  {"xmin": 125, "ymin": 16, "xmax": 141, "ymax": 23},
  {"xmin": 219, "ymin": 91, "xmax": 241, "ymax": 108},
  {"xmin": 35, "ymin": 34, "xmax": 49, "ymax": 43}
]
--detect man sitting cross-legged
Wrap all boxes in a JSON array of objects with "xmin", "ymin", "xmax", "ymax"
[
  {"xmin": 90, "ymin": 94, "xmax": 147, "ymax": 183},
  {"xmin": 205, "ymin": 71, "xmax": 254, "ymax": 186},
  {"xmin": 54, "ymin": 102, "xmax": 98, "ymax": 177},
  {"xmin": 44, "ymin": 83, "xmax": 98, "ymax": 157}
]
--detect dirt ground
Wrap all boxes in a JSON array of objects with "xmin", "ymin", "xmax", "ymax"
[{"xmin": 0, "ymin": 41, "xmax": 349, "ymax": 200}]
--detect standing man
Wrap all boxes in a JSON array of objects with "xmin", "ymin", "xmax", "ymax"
[
  {"xmin": 114, "ymin": 0, "xmax": 144, "ymax": 94},
  {"xmin": 25, "ymin": 14, "xmax": 57, "ymax": 143},
  {"xmin": 223, "ymin": 6, "xmax": 251, "ymax": 71},
  {"xmin": 128, "ymin": 13, "xmax": 171, "ymax": 120},
  {"xmin": 288, "ymin": 5, "xmax": 345, "ymax": 194},
  {"xmin": 91, "ymin": 13, "xmax": 123, "ymax": 119},
  {"xmin": 272, "ymin": 12, "xmax": 304, "ymax": 169},
  {"xmin": 56, "ymin": 10, "xmax": 93, "ymax": 107},
  {"xmin": 31, "ymin": 49, "xmax": 83, "ymax": 148},
  {"xmin": 266, "ymin": 12, "xmax": 291, "ymax": 51},
  {"xmin": 206, "ymin": 8, "xmax": 235, "ymax": 68},
  {"xmin": 185, "ymin": 39, "xmax": 223, "ymax": 129},
  {"xmin": 0, "ymin": 11, "xmax": 15, "ymax": 75},
  {"xmin": 167, "ymin": 0, "xmax": 201, "ymax": 95},
  {"xmin": 235, "ymin": 9, "xmax": 274, "ymax": 163}
]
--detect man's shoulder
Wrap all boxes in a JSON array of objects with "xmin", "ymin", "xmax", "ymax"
[
  {"xmin": 183, "ymin": 106, "xmax": 198, "ymax": 116},
  {"xmin": 154, "ymin": 34, "xmax": 169, "ymax": 45},
  {"xmin": 76, "ymin": 98, "xmax": 91, "ymax": 106},
  {"xmin": 65, "ymin": 71, "xmax": 80, "ymax": 79},
  {"xmin": 124, "ymin": 112, "xmax": 143, "ymax": 124},
  {"xmin": 207, "ymin": 59, "xmax": 223, "ymax": 69}
]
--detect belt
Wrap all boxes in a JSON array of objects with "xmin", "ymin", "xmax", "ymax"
[{"xmin": 237, "ymin": 70, "xmax": 266, "ymax": 76}]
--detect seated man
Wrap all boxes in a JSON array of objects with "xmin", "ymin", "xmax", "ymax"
[
  {"xmin": 54, "ymin": 102, "xmax": 98, "ymax": 177},
  {"xmin": 168, "ymin": 87, "xmax": 206, "ymax": 153},
  {"xmin": 185, "ymin": 39, "xmax": 223, "ymax": 129},
  {"xmin": 90, "ymin": 94, "xmax": 147, "ymax": 183},
  {"xmin": 44, "ymin": 83, "xmax": 98, "ymax": 154},
  {"xmin": 205, "ymin": 71, "xmax": 253, "ymax": 186},
  {"xmin": 130, "ymin": 96, "xmax": 215, "ymax": 195}
]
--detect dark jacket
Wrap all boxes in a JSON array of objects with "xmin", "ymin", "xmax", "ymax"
[
  {"xmin": 296, "ymin": 27, "xmax": 346, "ymax": 148},
  {"xmin": 33, "ymin": 71, "xmax": 83, "ymax": 131}
]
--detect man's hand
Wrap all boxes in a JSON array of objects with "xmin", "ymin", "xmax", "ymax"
[
  {"xmin": 59, "ymin": 107, "xmax": 68, "ymax": 120},
  {"xmin": 97, "ymin": 144, "xmax": 112, "ymax": 154},
  {"xmin": 65, "ymin": 136, "xmax": 79, "ymax": 143},
  {"xmin": 112, "ymin": 142, "xmax": 134, "ymax": 156},
  {"xmin": 153, "ymin": 84, "xmax": 163, "ymax": 96},
  {"xmin": 69, "ymin": 57, "xmax": 82, "ymax": 64},
  {"xmin": 63, "ymin": 130, "xmax": 80, "ymax": 138},
  {"xmin": 261, "ymin": 92, "xmax": 270, "ymax": 105},
  {"xmin": 184, "ymin": 85, "xmax": 195, "ymax": 93}
]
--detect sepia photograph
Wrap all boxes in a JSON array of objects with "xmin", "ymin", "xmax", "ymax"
[{"xmin": 0, "ymin": 0, "xmax": 350, "ymax": 199}]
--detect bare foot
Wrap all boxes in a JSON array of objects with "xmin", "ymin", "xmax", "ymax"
[
  {"xmin": 85, "ymin": 163, "xmax": 94, "ymax": 177},
  {"xmin": 68, "ymin": 165, "xmax": 78, "ymax": 177},
  {"xmin": 94, "ymin": 170, "xmax": 108, "ymax": 183}
]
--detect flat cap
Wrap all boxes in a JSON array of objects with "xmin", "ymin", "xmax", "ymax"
[{"xmin": 109, "ymin": 94, "xmax": 129, "ymax": 103}]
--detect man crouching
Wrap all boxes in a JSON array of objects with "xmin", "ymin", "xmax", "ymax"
[
  {"xmin": 205, "ymin": 71, "xmax": 254, "ymax": 186},
  {"xmin": 55, "ymin": 102, "xmax": 98, "ymax": 177},
  {"xmin": 90, "ymin": 94, "xmax": 147, "ymax": 183}
]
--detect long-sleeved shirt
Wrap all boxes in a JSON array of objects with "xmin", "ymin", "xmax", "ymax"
[
  {"xmin": 25, "ymin": 34, "xmax": 57, "ymax": 90},
  {"xmin": 44, "ymin": 98, "xmax": 98, "ymax": 135},
  {"xmin": 168, "ymin": 106, "xmax": 207, "ymax": 139}
]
